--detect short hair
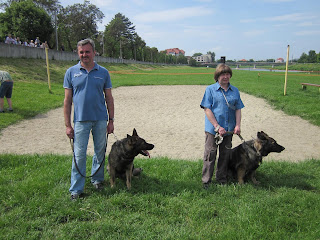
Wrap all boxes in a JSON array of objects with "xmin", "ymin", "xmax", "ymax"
[
  {"xmin": 77, "ymin": 38, "xmax": 95, "ymax": 52},
  {"xmin": 214, "ymin": 63, "xmax": 232, "ymax": 81}
]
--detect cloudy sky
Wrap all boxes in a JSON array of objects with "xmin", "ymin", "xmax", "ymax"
[{"xmin": 61, "ymin": 0, "xmax": 320, "ymax": 61}]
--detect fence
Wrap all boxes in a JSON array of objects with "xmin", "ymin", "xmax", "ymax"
[{"xmin": 0, "ymin": 43, "xmax": 158, "ymax": 65}]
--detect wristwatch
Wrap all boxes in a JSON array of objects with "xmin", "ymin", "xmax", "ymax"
[{"xmin": 109, "ymin": 117, "xmax": 114, "ymax": 121}]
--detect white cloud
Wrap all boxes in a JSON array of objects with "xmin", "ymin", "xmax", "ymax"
[
  {"xmin": 91, "ymin": 0, "xmax": 114, "ymax": 7},
  {"xmin": 243, "ymin": 30, "xmax": 265, "ymax": 37},
  {"xmin": 133, "ymin": 6, "xmax": 214, "ymax": 23},
  {"xmin": 295, "ymin": 30, "xmax": 320, "ymax": 36},
  {"xmin": 265, "ymin": 13, "xmax": 316, "ymax": 22},
  {"xmin": 298, "ymin": 21, "xmax": 313, "ymax": 27},
  {"xmin": 262, "ymin": 0, "xmax": 294, "ymax": 2},
  {"xmin": 240, "ymin": 19, "xmax": 256, "ymax": 23}
]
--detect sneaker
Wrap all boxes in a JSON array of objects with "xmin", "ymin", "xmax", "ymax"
[
  {"xmin": 93, "ymin": 182, "xmax": 104, "ymax": 190},
  {"xmin": 70, "ymin": 193, "xmax": 85, "ymax": 201},
  {"xmin": 71, "ymin": 194, "xmax": 80, "ymax": 201},
  {"xmin": 0, "ymin": 110, "xmax": 4, "ymax": 113},
  {"xmin": 8, "ymin": 108, "xmax": 13, "ymax": 112}
]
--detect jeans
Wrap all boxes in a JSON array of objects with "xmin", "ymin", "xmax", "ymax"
[{"xmin": 69, "ymin": 120, "xmax": 107, "ymax": 195}]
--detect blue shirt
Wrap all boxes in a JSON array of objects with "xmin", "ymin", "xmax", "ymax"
[
  {"xmin": 200, "ymin": 82, "xmax": 244, "ymax": 135},
  {"xmin": 63, "ymin": 62, "xmax": 112, "ymax": 122}
]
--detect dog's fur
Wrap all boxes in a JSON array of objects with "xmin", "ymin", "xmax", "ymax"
[
  {"xmin": 227, "ymin": 131, "xmax": 285, "ymax": 184},
  {"xmin": 107, "ymin": 128, "xmax": 154, "ymax": 190}
]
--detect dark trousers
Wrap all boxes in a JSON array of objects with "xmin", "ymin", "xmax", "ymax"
[{"xmin": 202, "ymin": 132, "xmax": 232, "ymax": 184}]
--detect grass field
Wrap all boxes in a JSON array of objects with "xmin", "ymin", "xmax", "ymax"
[
  {"xmin": 1, "ymin": 155, "xmax": 319, "ymax": 239},
  {"xmin": 0, "ymin": 58, "xmax": 320, "ymax": 239}
]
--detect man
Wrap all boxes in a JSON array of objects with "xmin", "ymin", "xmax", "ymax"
[
  {"xmin": 200, "ymin": 63, "xmax": 244, "ymax": 188},
  {"xmin": 64, "ymin": 38, "xmax": 114, "ymax": 200},
  {"xmin": 0, "ymin": 70, "xmax": 14, "ymax": 113}
]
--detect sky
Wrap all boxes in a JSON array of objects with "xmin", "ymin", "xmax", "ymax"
[{"xmin": 60, "ymin": 0, "xmax": 320, "ymax": 61}]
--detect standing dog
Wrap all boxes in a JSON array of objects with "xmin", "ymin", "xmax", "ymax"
[
  {"xmin": 108, "ymin": 128, "xmax": 154, "ymax": 190},
  {"xmin": 227, "ymin": 131, "xmax": 285, "ymax": 184}
]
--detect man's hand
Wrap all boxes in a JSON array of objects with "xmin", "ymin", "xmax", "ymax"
[
  {"xmin": 66, "ymin": 126, "xmax": 74, "ymax": 139},
  {"xmin": 107, "ymin": 121, "xmax": 114, "ymax": 134}
]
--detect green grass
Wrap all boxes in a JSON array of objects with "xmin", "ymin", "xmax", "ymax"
[
  {"xmin": 0, "ymin": 155, "xmax": 319, "ymax": 239},
  {"xmin": 1, "ymin": 58, "xmax": 320, "ymax": 239}
]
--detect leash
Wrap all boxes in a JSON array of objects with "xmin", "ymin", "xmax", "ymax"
[
  {"xmin": 214, "ymin": 131, "xmax": 246, "ymax": 146},
  {"xmin": 69, "ymin": 134, "xmax": 108, "ymax": 178},
  {"xmin": 215, "ymin": 131, "xmax": 261, "ymax": 163}
]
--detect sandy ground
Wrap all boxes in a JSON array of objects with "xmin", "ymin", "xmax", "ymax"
[{"xmin": 0, "ymin": 85, "xmax": 319, "ymax": 162}]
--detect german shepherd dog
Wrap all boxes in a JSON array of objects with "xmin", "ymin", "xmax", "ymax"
[
  {"xmin": 107, "ymin": 129, "xmax": 154, "ymax": 190},
  {"xmin": 227, "ymin": 131, "xmax": 285, "ymax": 185}
]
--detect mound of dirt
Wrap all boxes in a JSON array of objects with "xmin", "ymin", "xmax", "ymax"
[{"xmin": 0, "ymin": 85, "xmax": 319, "ymax": 162}]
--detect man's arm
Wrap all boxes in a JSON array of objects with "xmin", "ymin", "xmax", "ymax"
[
  {"xmin": 64, "ymin": 88, "xmax": 74, "ymax": 139},
  {"xmin": 104, "ymin": 88, "xmax": 114, "ymax": 134}
]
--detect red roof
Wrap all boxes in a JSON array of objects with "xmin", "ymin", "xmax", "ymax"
[{"xmin": 166, "ymin": 48, "xmax": 185, "ymax": 55}]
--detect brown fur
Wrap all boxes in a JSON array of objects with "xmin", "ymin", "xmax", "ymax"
[
  {"xmin": 107, "ymin": 129, "xmax": 154, "ymax": 190},
  {"xmin": 227, "ymin": 131, "xmax": 285, "ymax": 184}
]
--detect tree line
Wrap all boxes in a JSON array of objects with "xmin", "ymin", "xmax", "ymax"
[{"xmin": 0, "ymin": 0, "xmax": 190, "ymax": 64}]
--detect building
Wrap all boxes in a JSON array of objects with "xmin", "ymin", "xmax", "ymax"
[
  {"xmin": 276, "ymin": 58, "xmax": 284, "ymax": 63},
  {"xmin": 193, "ymin": 54, "xmax": 212, "ymax": 63},
  {"xmin": 165, "ymin": 48, "xmax": 185, "ymax": 56}
]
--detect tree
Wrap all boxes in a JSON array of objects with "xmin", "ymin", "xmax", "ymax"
[
  {"xmin": 207, "ymin": 51, "xmax": 215, "ymax": 62},
  {"xmin": 0, "ymin": 0, "xmax": 53, "ymax": 43},
  {"xmin": 104, "ymin": 13, "xmax": 143, "ymax": 59},
  {"xmin": 308, "ymin": 50, "xmax": 317, "ymax": 63},
  {"xmin": 57, "ymin": 0, "xmax": 104, "ymax": 51},
  {"xmin": 189, "ymin": 58, "xmax": 199, "ymax": 66},
  {"xmin": 298, "ymin": 53, "xmax": 308, "ymax": 63},
  {"xmin": 266, "ymin": 59, "xmax": 275, "ymax": 62},
  {"xmin": 131, "ymin": 33, "xmax": 146, "ymax": 61},
  {"xmin": 192, "ymin": 53, "xmax": 202, "ymax": 57}
]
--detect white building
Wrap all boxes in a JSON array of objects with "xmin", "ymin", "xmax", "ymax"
[{"xmin": 193, "ymin": 54, "xmax": 212, "ymax": 63}]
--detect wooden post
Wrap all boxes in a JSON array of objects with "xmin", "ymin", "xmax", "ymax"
[
  {"xmin": 284, "ymin": 45, "xmax": 290, "ymax": 96},
  {"xmin": 45, "ymin": 47, "xmax": 52, "ymax": 93}
]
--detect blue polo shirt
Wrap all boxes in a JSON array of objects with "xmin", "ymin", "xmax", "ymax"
[
  {"xmin": 200, "ymin": 82, "xmax": 244, "ymax": 135},
  {"xmin": 63, "ymin": 62, "xmax": 112, "ymax": 122}
]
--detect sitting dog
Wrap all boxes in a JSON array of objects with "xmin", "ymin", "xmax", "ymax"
[
  {"xmin": 107, "ymin": 128, "xmax": 154, "ymax": 190},
  {"xmin": 227, "ymin": 131, "xmax": 285, "ymax": 184}
]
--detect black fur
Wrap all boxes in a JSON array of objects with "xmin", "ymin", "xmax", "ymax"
[
  {"xmin": 107, "ymin": 128, "xmax": 154, "ymax": 189},
  {"xmin": 227, "ymin": 131, "xmax": 285, "ymax": 184}
]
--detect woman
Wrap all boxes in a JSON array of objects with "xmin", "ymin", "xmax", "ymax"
[{"xmin": 200, "ymin": 63, "xmax": 244, "ymax": 187}]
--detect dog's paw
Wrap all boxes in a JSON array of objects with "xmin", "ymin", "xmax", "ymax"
[
  {"xmin": 252, "ymin": 180, "xmax": 260, "ymax": 185},
  {"xmin": 132, "ymin": 167, "xmax": 143, "ymax": 176}
]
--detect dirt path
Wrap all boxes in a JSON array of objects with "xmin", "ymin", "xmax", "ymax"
[{"xmin": 1, "ymin": 85, "xmax": 319, "ymax": 162}]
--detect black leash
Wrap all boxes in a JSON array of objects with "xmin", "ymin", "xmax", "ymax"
[{"xmin": 69, "ymin": 135, "xmax": 108, "ymax": 178}]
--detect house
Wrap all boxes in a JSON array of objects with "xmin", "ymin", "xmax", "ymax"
[
  {"xmin": 165, "ymin": 48, "xmax": 185, "ymax": 56},
  {"xmin": 275, "ymin": 58, "xmax": 284, "ymax": 63},
  {"xmin": 193, "ymin": 54, "xmax": 212, "ymax": 63}
]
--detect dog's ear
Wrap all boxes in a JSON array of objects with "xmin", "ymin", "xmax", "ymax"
[
  {"xmin": 132, "ymin": 128, "xmax": 138, "ymax": 136},
  {"xmin": 257, "ymin": 132, "xmax": 262, "ymax": 139},
  {"xmin": 127, "ymin": 134, "xmax": 131, "ymax": 138},
  {"xmin": 257, "ymin": 131, "xmax": 268, "ymax": 140}
]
